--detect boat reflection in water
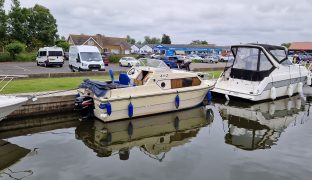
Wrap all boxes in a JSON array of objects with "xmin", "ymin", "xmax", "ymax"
[
  {"xmin": 75, "ymin": 106, "xmax": 214, "ymax": 161},
  {"xmin": 217, "ymin": 95, "xmax": 311, "ymax": 150}
]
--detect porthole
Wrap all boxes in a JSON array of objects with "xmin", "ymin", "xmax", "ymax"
[{"xmin": 161, "ymin": 82, "xmax": 166, "ymax": 88}]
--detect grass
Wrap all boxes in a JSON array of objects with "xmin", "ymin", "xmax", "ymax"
[
  {"xmin": 0, "ymin": 75, "xmax": 110, "ymax": 94},
  {"xmin": 0, "ymin": 71, "xmax": 222, "ymax": 94}
]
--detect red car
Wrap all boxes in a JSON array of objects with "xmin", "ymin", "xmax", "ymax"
[{"xmin": 101, "ymin": 54, "xmax": 109, "ymax": 66}]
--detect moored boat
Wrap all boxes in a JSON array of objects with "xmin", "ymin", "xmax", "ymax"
[
  {"xmin": 75, "ymin": 59, "xmax": 213, "ymax": 122},
  {"xmin": 212, "ymin": 44, "xmax": 312, "ymax": 101}
]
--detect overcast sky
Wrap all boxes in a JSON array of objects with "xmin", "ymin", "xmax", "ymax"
[{"xmin": 4, "ymin": 0, "xmax": 312, "ymax": 45}]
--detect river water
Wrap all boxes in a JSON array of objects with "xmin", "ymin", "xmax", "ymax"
[{"xmin": 0, "ymin": 95, "xmax": 311, "ymax": 180}]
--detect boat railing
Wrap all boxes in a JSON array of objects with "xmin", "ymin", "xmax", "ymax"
[{"xmin": 0, "ymin": 75, "xmax": 28, "ymax": 92}]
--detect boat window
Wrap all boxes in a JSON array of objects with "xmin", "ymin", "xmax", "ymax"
[
  {"xmin": 259, "ymin": 52, "xmax": 273, "ymax": 71},
  {"xmin": 269, "ymin": 49, "xmax": 287, "ymax": 62},
  {"xmin": 233, "ymin": 48, "xmax": 258, "ymax": 71},
  {"xmin": 171, "ymin": 77, "xmax": 201, "ymax": 89}
]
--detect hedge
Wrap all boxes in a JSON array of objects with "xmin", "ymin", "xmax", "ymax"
[{"xmin": 0, "ymin": 52, "xmax": 37, "ymax": 62}]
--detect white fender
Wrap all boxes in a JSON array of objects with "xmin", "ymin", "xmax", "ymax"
[
  {"xmin": 270, "ymin": 87, "xmax": 276, "ymax": 100},
  {"xmin": 288, "ymin": 84, "xmax": 293, "ymax": 97},
  {"xmin": 307, "ymin": 76, "xmax": 312, "ymax": 86},
  {"xmin": 287, "ymin": 99, "xmax": 293, "ymax": 111},
  {"xmin": 296, "ymin": 98, "xmax": 301, "ymax": 110},
  {"xmin": 298, "ymin": 82, "xmax": 303, "ymax": 94},
  {"xmin": 269, "ymin": 103, "xmax": 275, "ymax": 116}
]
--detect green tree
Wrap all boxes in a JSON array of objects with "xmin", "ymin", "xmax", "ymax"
[
  {"xmin": 0, "ymin": 0, "xmax": 7, "ymax": 51},
  {"xmin": 5, "ymin": 41, "xmax": 26, "ymax": 59},
  {"xmin": 161, "ymin": 34, "xmax": 171, "ymax": 44},
  {"xmin": 126, "ymin": 35, "xmax": 136, "ymax": 45},
  {"xmin": 8, "ymin": 0, "xmax": 29, "ymax": 44},
  {"xmin": 28, "ymin": 4, "xmax": 58, "ymax": 49},
  {"xmin": 190, "ymin": 40, "xmax": 208, "ymax": 45},
  {"xmin": 56, "ymin": 40, "xmax": 70, "ymax": 52},
  {"xmin": 143, "ymin": 36, "xmax": 161, "ymax": 44},
  {"xmin": 281, "ymin": 43, "xmax": 291, "ymax": 48}
]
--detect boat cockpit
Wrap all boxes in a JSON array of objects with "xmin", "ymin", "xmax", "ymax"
[{"xmin": 225, "ymin": 44, "xmax": 289, "ymax": 81}]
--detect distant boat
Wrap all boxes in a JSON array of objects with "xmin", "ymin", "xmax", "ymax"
[{"xmin": 0, "ymin": 75, "xmax": 29, "ymax": 121}]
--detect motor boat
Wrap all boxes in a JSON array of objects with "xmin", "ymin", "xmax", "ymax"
[
  {"xmin": 212, "ymin": 44, "xmax": 312, "ymax": 101},
  {"xmin": 0, "ymin": 75, "xmax": 29, "ymax": 121},
  {"xmin": 75, "ymin": 58, "xmax": 213, "ymax": 122},
  {"xmin": 75, "ymin": 106, "xmax": 213, "ymax": 160},
  {"xmin": 215, "ymin": 95, "xmax": 311, "ymax": 150}
]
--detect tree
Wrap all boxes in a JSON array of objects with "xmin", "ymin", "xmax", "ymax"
[
  {"xmin": 5, "ymin": 41, "xmax": 26, "ymax": 59},
  {"xmin": 7, "ymin": 0, "xmax": 29, "ymax": 44},
  {"xmin": 143, "ymin": 36, "xmax": 161, "ymax": 44},
  {"xmin": 190, "ymin": 40, "xmax": 208, "ymax": 45},
  {"xmin": 161, "ymin": 34, "xmax": 171, "ymax": 44},
  {"xmin": 56, "ymin": 40, "xmax": 70, "ymax": 52},
  {"xmin": 0, "ymin": 0, "xmax": 7, "ymax": 51},
  {"xmin": 136, "ymin": 41, "xmax": 142, "ymax": 45},
  {"xmin": 281, "ymin": 43, "xmax": 291, "ymax": 48},
  {"xmin": 28, "ymin": 4, "xmax": 58, "ymax": 49},
  {"xmin": 126, "ymin": 35, "xmax": 136, "ymax": 45}
]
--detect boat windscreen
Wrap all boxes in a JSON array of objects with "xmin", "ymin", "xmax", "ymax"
[
  {"xmin": 269, "ymin": 49, "xmax": 287, "ymax": 62},
  {"xmin": 139, "ymin": 58, "xmax": 170, "ymax": 69}
]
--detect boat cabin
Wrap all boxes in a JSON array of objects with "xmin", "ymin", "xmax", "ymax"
[{"xmin": 228, "ymin": 44, "xmax": 289, "ymax": 81}]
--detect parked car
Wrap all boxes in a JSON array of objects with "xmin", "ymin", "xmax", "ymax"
[
  {"xmin": 202, "ymin": 55, "xmax": 219, "ymax": 63},
  {"xmin": 36, "ymin": 47, "xmax": 64, "ymax": 67},
  {"xmin": 68, "ymin": 45, "xmax": 105, "ymax": 72},
  {"xmin": 159, "ymin": 56, "xmax": 178, "ymax": 69},
  {"xmin": 101, "ymin": 54, "xmax": 109, "ymax": 66},
  {"xmin": 176, "ymin": 55, "xmax": 192, "ymax": 63},
  {"xmin": 64, "ymin": 52, "xmax": 69, "ymax": 60},
  {"xmin": 218, "ymin": 55, "xmax": 234, "ymax": 62},
  {"xmin": 119, "ymin": 57, "xmax": 140, "ymax": 67},
  {"xmin": 188, "ymin": 54, "xmax": 203, "ymax": 60}
]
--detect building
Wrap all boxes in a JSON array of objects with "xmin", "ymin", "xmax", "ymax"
[
  {"xmin": 131, "ymin": 44, "xmax": 144, "ymax": 54},
  {"xmin": 68, "ymin": 34, "xmax": 131, "ymax": 54},
  {"xmin": 152, "ymin": 44, "xmax": 222, "ymax": 56},
  {"xmin": 139, "ymin": 44, "xmax": 157, "ymax": 54},
  {"xmin": 289, "ymin": 42, "xmax": 312, "ymax": 53}
]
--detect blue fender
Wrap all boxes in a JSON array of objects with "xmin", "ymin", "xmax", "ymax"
[
  {"xmin": 128, "ymin": 102, "xmax": 133, "ymax": 118},
  {"xmin": 175, "ymin": 94, "xmax": 180, "ymax": 109}
]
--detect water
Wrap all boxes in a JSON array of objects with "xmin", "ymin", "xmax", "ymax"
[{"xmin": 0, "ymin": 95, "xmax": 312, "ymax": 180}]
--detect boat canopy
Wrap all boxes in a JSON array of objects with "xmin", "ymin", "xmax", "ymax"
[
  {"xmin": 230, "ymin": 45, "xmax": 276, "ymax": 81},
  {"xmin": 138, "ymin": 58, "xmax": 170, "ymax": 69}
]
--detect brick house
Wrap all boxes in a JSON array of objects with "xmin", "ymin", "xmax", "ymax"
[{"xmin": 67, "ymin": 34, "xmax": 131, "ymax": 54}]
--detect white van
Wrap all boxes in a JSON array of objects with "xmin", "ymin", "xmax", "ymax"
[
  {"xmin": 69, "ymin": 45, "xmax": 105, "ymax": 72},
  {"xmin": 36, "ymin": 47, "xmax": 64, "ymax": 67}
]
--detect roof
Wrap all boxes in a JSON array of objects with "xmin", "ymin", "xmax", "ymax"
[
  {"xmin": 289, "ymin": 42, "xmax": 312, "ymax": 51},
  {"xmin": 155, "ymin": 44, "xmax": 216, "ymax": 49},
  {"xmin": 68, "ymin": 34, "xmax": 131, "ymax": 49}
]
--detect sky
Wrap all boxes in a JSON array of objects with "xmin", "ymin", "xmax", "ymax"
[{"xmin": 4, "ymin": 0, "xmax": 312, "ymax": 45}]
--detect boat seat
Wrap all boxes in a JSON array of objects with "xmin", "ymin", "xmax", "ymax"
[{"xmin": 119, "ymin": 73, "xmax": 130, "ymax": 85}]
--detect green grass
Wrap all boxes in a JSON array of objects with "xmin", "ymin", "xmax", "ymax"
[
  {"xmin": 0, "ymin": 75, "xmax": 110, "ymax": 94},
  {"xmin": 0, "ymin": 71, "xmax": 222, "ymax": 94}
]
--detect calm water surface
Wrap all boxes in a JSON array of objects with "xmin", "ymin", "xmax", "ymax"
[{"xmin": 0, "ymin": 95, "xmax": 312, "ymax": 180}]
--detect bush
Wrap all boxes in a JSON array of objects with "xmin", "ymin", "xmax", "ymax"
[
  {"xmin": 5, "ymin": 42, "xmax": 26, "ymax": 59},
  {"xmin": 0, "ymin": 52, "xmax": 36, "ymax": 62},
  {"xmin": 56, "ymin": 40, "xmax": 70, "ymax": 52}
]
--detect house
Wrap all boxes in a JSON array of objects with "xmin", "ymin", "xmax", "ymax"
[
  {"xmin": 289, "ymin": 42, "xmax": 312, "ymax": 53},
  {"xmin": 67, "ymin": 34, "xmax": 131, "ymax": 54},
  {"xmin": 139, "ymin": 44, "xmax": 157, "ymax": 54},
  {"xmin": 131, "ymin": 44, "xmax": 143, "ymax": 54}
]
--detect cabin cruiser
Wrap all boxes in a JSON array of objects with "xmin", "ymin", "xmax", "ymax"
[
  {"xmin": 216, "ymin": 95, "xmax": 310, "ymax": 150},
  {"xmin": 0, "ymin": 75, "xmax": 29, "ymax": 121},
  {"xmin": 212, "ymin": 44, "xmax": 312, "ymax": 101},
  {"xmin": 75, "ymin": 59, "xmax": 213, "ymax": 122},
  {"xmin": 75, "ymin": 106, "xmax": 213, "ymax": 160}
]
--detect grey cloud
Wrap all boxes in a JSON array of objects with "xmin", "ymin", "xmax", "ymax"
[{"xmin": 5, "ymin": 0, "xmax": 312, "ymax": 45}]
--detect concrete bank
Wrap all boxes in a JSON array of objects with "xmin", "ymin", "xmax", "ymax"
[{"xmin": 7, "ymin": 90, "xmax": 77, "ymax": 119}]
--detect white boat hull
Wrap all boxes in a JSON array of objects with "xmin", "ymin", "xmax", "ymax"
[
  {"xmin": 0, "ymin": 96, "xmax": 28, "ymax": 121},
  {"xmin": 93, "ymin": 88, "xmax": 209, "ymax": 122}
]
